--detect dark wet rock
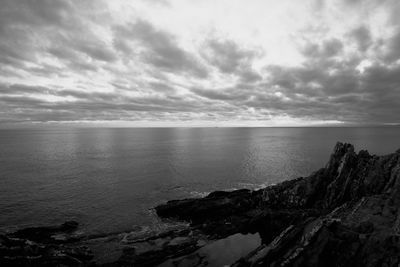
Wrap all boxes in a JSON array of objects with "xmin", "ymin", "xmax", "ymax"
[
  {"xmin": 231, "ymin": 217, "xmax": 362, "ymax": 267},
  {"xmin": 228, "ymin": 143, "xmax": 400, "ymax": 267},
  {"xmin": 119, "ymin": 238, "xmax": 199, "ymax": 267},
  {"xmin": 10, "ymin": 220, "xmax": 80, "ymax": 244},
  {"xmin": 112, "ymin": 226, "xmax": 210, "ymax": 267},
  {"xmin": 146, "ymin": 142, "xmax": 400, "ymax": 267},
  {"xmin": 155, "ymin": 189, "xmax": 261, "ymax": 224},
  {"xmin": 0, "ymin": 221, "xmax": 94, "ymax": 267}
]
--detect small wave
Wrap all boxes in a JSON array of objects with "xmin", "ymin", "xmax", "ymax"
[
  {"xmin": 190, "ymin": 191, "xmax": 210, "ymax": 198},
  {"xmin": 120, "ymin": 225, "xmax": 152, "ymax": 244},
  {"xmin": 238, "ymin": 182, "xmax": 274, "ymax": 191},
  {"xmin": 189, "ymin": 182, "xmax": 276, "ymax": 199}
]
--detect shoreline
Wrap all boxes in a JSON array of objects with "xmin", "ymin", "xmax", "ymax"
[{"xmin": 2, "ymin": 142, "xmax": 400, "ymax": 266}]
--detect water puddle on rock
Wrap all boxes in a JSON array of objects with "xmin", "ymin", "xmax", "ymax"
[{"xmin": 158, "ymin": 232, "xmax": 261, "ymax": 267}]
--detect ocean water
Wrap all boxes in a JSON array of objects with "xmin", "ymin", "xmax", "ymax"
[{"xmin": 1, "ymin": 127, "xmax": 400, "ymax": 236}]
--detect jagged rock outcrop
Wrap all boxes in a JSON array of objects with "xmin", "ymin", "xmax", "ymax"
[{"xmin": 152, "ymin": 142, "xmax": 400, "ymax": 266}]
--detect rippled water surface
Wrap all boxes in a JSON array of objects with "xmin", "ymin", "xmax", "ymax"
[{"xmin": 1, "ymin": 127, "xmax": 400, "ymax": 235}]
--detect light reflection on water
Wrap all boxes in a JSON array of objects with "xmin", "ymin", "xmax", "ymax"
[{"xmin": 0, "ymin": 127, "xmax": 400, "ymax": 235}]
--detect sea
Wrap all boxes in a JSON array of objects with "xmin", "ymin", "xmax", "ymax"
[{"xmin": 1, "ymin": 127, "xmax": 400, "ymax": 236}]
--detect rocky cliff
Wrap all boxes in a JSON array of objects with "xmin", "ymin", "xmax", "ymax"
[
  {"xmin": 2, "ymin": 142, "xmax": 400, "ymax": 266},
  {"xmin": 153, "ymin": 142, "xmax": 400, "ymax": 266}
]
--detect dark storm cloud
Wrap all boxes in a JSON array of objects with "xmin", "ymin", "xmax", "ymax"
[
  {"xmin": 184, "ymin": 49, "xmax": 375, "ymax": 123},
  {"xmin": 240, "ymin": 89, "xmax": 371, "ymax": 123},
  {"xmin": 258, "ymin": 51, "xmax": 400, "ymax": 123},
  {"xmin": 203, "ymin": 39, "xmax": 256, "ymax": 73},
  {"xmin": 113, "ymin": 20, "xmax": 208, "ymax": 78},
  {"xmin": 301, "ymin": 38, "xmax": 343, "ymax": 59},
  {"xmin": 201, "ymin": 39, "xmax": 262, "ymax": 83},
  {"xmin": 348, "ymin": 26, "xmax": 372, "ymax": 52},
  {"xmin": 267, "ymin": 64, "xmax": 359, "ymax": 97},
  {"xmin": 0, "ymin": 83, "xmax": 117, "ymax": 102},
  {"xmin": 382, "ymin": 29, "xmax": 400, "ymax": 63},
  {"xmin": 184, "ymin": 30, "xmax": 400, "ymax": 124},
  {"xmin": 47, "ymin": 47, "xmax": 79, "ymax": 62},
  {"xmin": 0, "ymin": 0, "xmax": 115, "ymax": 79},
  {"xmin": 0, "ymin": 0, "xmax": 77, "ymax": 68},
  {"xmin": 0, "ymin": 84, "xmax": 50, "ymax": 95},
  {"xmin": 362, "ymin": 64, "xmax": 400, "ymax": 86},
  {"xmin": 239, "ymin": 70, "xmax": 263, "ymax": 83},
  {"xmin": 323, "ymin": 39, "xmax": 343, "ymax": 57},
  {"xmin": 361, "ymin": 64, "xmax": 400, "ymax": 122},
  {"xmin": 73, "ymin": 42, "xmax": 117, "ymax": 63},
  {"xmin": 0, "ymin": 29, "xmax": 38, "ymax": 67},
  {"xmin": 0, "ymin": 0, "xmax": 75, "ymax": 29},
  {"xmin": 0, "ymin": 95, "xmax": 47, "ymax": 106},
  {"xmin": 27, "ymin": 64, "xmax": 64, "ymax": 77},
  {"xmin": 190, "ymin": 82, "xmax": 260, "ymax": 103},
  {"xmin": 0, "ymin": 82, "xmax": 235, "ymax": 123},
  {"xmin": 45, "ymin": 31, "xmax": 118, "ymax": 70},
  {"xmin": 191, "ymin": 88, "xmax": 240, "ymax": 101},
  {"xmin": 146, "ymin": 82, "xmax": 176, "ymax": 93}
]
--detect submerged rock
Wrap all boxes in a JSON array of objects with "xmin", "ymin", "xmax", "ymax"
[
  {"xmin": 10, "ymin": 220, "xmax": 80, "ymax": 244},
  {"xmin": 0, "ymin": 221, "xmax": 93, "ymax": 267}
]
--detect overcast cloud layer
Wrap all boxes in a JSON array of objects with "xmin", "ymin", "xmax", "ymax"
[{"xmin": 1, "ymin": 0, "xmax": 400, "ymax": 126}]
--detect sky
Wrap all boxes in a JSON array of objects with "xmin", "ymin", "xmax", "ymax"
[{"xmin": 1, "ymin": 0, "xmax": 400, "ymax": 127}]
